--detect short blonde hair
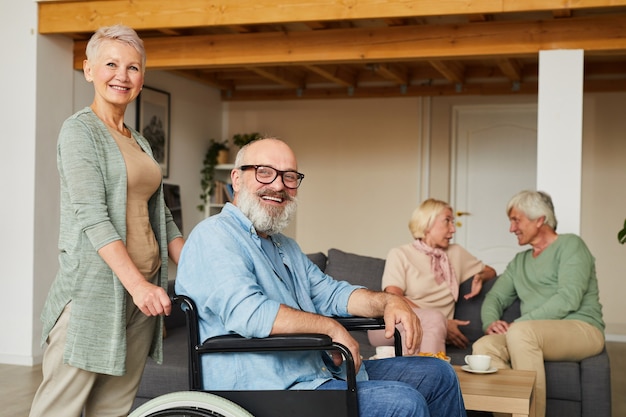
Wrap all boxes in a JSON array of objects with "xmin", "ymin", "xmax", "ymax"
[
  {"xmin": 85, "ymin": 24, "xmax": 146, "ymax": 72},
  {"xmin": 408, "ymin": 198, "xmax": 452, "ymax": 239}
]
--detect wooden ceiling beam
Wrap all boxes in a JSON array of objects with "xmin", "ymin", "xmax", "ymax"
[
  {"xmin": 220, "ymin": 77, "xmax": 626, "ymax": 101},
  {"xmin": 39, "ymin": 0, "xmax": 626, "ymax": 34},
  {"xmin": 497, "ymin": 58, "xmax": 523, "ymax": 81},
  {"xmin": 428, "ymin": 60, "xmax": 465, "ymax": 83},
  {"xmin": 222, "ymin": 80, "xmax": 542, "ymax": 101},
  {"xmin": 245, "ymin": 66, "xmax": 304, "ymax": 88},
  {"xmin": 303, "ymin": 65, "xmax": 356, "ymax": 87},
  {"xmin": 553, "ymin": 9, "xmax": 573, "ymax": 18},
  {"xmin": 69, "ymin": 13, "xmax": 626, "ymax": 70},
  {"xmin": 371, "ymin": 63, "xmax": 409, "ymax": 85},
  {"xmin": 467, "ymin": 14, "xmax": 490, "ymax": 23},
  {"xmin": 156, "ymin": 28, "xmax": 183, "ymax": 36}
]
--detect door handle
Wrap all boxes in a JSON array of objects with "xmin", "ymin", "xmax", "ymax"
[{"xmin": 456, "ymin": 211, "xmax": 471, "ymax": 217}]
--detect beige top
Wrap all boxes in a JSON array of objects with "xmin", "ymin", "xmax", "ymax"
[
  {"xmin": 382, "ymin": 243, "xmax": 484, "ymax": 319},
  {"xmin": 110, "ymin": 128, "xmax": 161, "ymax": 281}
]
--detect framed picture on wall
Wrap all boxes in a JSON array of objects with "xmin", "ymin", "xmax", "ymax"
[{"xmin": 137, "ymin": 86, "xmax": 170, "ymax": 178}]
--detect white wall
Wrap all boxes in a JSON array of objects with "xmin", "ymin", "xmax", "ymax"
[
  {"xmin": 581, "ymin": 93, "xmax": 626, "ymax": 338},
  {"xmin": 537, "ymin": 50, "xmax": 584, "ymax": 234},
  {"xmin": 0, "ymin": 0, "xmax": 54, "ymax": 366},
  {"xmin": 30, "ymin": 34, "xmax": 75, "ymax": 365}
]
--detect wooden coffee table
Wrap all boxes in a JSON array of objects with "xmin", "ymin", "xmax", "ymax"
[{"xmin": 454, "ymin": 365, "xmax": 536, "ymax": 417}]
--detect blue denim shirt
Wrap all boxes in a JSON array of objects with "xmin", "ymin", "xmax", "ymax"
[{"xmin": 176, "ymin": 203, "xmax": 365, "ymax": 390}]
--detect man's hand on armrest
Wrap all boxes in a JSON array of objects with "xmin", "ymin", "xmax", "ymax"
[{"xmin": 347, "ymin": 288, "xmax": 422, "ymax": 355}]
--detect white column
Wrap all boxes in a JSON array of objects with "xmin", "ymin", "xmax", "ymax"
[{"xmin": 537, "ymin": 50, "xmax": 584, "ymax": 234}]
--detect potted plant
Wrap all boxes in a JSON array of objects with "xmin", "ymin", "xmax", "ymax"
[
  {"xmin": 232, "ymin": 132, "xmax": 262, "ymax": 148},
  {"xmin": 198, "ymin": 139, "xmax": 229, "ymax": 212}
]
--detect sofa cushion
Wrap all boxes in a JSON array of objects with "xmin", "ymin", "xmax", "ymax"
[
  {"xmin": 545, "ymin": 361, "xmax": 582, "ymax": 401},
  {"xmin": 307, "ymin": 252, "xmax": 328, "ymax": 272},
  {"xmin": 325, "ymin": 248, "xmax": 385, "ymax": 291}
]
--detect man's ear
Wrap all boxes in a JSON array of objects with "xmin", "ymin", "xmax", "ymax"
[{"xmin": 231, "ymin": 168, "xmax": 241, "ymax": 193}]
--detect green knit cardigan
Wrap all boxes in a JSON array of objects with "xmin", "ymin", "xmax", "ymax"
[{"xmin": 40, "ymin": 107, "xmax": 182, "ymax": 375}]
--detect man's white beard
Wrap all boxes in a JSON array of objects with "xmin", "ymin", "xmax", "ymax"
[{"xmin": 237, "ymin": 186, "xmax": 298, "ymax": 235}]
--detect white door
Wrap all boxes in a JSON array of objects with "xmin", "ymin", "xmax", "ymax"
[{"xmin": 451, "ymin": 104, "xmax": 537, "ymax": 274}]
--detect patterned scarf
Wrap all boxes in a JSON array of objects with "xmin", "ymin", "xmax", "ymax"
[{"xmin": 412, "ymin": 239, "xmax": 459, "ymax": 301}]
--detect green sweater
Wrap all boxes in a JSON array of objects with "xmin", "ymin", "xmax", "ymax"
[
  {"xmin": 481, "ymin": 234, "xmax": 605, "ymax": 333},
  {"xmin": 40, "ymin": 107, "xmax": 182, "ymax": 375}
]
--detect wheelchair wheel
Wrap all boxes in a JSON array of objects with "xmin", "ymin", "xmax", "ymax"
[{"xmin": 129, "ymin": 391, "xmax": 254, "ymax": 417}]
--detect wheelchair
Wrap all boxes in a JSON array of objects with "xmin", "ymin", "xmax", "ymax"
[{"xmin": 129, "ymin": 295, "xmax": 402, "ymax": 417}]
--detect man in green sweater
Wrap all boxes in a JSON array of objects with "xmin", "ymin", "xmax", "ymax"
[{"xmin": 472, "ymin": 190, "xmax": 605, "ymax": 417}]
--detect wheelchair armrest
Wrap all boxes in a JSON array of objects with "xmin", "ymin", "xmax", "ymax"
[
  {"xmin": 335, "ymin": 316, "xmax": 403, "ymax": 357},
  {"xmin": 196, "ymin": 332, "xmax": 357, "ymax": 393},
  {"xmin": 334, "ymin": 316, "xmax": 385, "ymax": 331},
  {"xmin": 198, "ymin": 333, "xmax": 333, "ymax": 353}
]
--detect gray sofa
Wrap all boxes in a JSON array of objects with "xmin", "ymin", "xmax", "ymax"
[{"xmin": 133, "ymin": 248, "xmax": 612, "ymax": 417}]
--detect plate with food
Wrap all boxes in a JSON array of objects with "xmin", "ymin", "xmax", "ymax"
[{"xmin": 417, "ymin": 351, "xmax": 451, "ymax": 363}]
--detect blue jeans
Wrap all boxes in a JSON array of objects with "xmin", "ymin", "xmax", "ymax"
[{"xmin": 317, "ymin": 356, "xmax": 466, "ymax": 417}]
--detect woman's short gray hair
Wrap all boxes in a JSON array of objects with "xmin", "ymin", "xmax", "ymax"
[
  {"xmin": 506, "ymin": 190, "xmax": 558, "ymax": 230},
  {"xmin": 85, "ymin": 24, "xmax": 146, "ymax": 71}
]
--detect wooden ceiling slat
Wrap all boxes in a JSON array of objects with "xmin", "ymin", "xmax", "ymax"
[
  {"xmin": 71, "ymin": 13, "xmax": 626, "ymax": 70},
  {"xmin": 245, "ymin": 66, "xmax": 304, "ymax": 88},
  {"xmin": 497, "ymin": 59, "xmax": 523, "ymax": 81},
  {"xmin": 220, "ymin": 78, "xmax": 626, "ymax": 101},
  {"xmin": 38, "ymin": 0, "xmax": 626, "ymax": 34},
  {"xmin": 428, "ymin": 60, "xmax": 465, "ymax": 83},
  {"xmin": 371, "ymin": 64, "xmax": 409, "ymax": 85},
  {"xmin": 303, "ymin": 65, "xmax": 356, "ymax": 87}
]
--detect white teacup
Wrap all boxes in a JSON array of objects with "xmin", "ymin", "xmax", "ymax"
[
  {"xmin": 464, "ymin": 354, "xmax": 491, "ymax": 371},
  {"xmin": 376, "ymin": 346, "xmax": 396, "ymax": 359}
]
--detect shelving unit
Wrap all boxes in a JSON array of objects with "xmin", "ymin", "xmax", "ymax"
[{"xmin": 207, "ymin": 164, "xmax": 235, "ymax": 217}]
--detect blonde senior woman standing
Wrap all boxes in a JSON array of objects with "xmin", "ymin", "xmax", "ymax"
[
  {"xmin": 368, "ymin": 198, "xmax": 496, "ymax": 355},
  {"xmin": 29, "ymin": 25, "xmax": 184, "ymax": 417}
]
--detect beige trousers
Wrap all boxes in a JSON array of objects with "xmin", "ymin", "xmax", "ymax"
[
  {"xmin": 472, "ymin": 320, "xmax": 604, "ymax": 417},
  {"xmin": 367, "ymin": 307, "xmax": 448, "ymax": 355},
  {"xmin": 29, "ymin": 302, "xmax": 156, "ymax": 417}
]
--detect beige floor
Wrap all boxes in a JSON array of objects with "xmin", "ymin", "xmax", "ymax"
[{"xmin": 1, "ymin": 342, "xmax": 625, "ymax": 417}]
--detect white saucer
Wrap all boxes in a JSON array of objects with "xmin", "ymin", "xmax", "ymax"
[{"xmin": 461, "ymin": 365, "xmax": 498, "ymax": 374}]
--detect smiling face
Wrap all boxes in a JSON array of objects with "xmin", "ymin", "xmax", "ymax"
[
  {"xmin": 423, "ymin": 207, "xmax": 456, "ymax": 249},
  {"xmin": 508, "ymin": 207, "xmax": 543, "ymax": 246},
  {"xmin": 232, "ymin": 139, "xmax": 299, "ymax": 236},
  {"xmin": 83, "ymin": 39, "xmax": 144, "ymax": 109}
]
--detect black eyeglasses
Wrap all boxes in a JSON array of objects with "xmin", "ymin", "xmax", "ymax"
[{"xmin": 239, "ymin": 165, "xmax": 305, "ymax": 189}]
